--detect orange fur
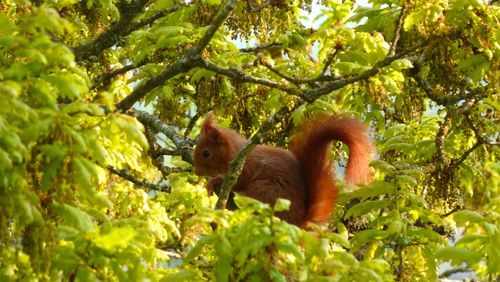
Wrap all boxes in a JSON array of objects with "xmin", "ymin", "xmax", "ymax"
[{"xmin": 194, "ymin": 114, "xmax": 372, "ymax": 227}]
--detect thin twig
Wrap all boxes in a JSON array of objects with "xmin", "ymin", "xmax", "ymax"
[
  {"xmin": 388, "ymin": 3, "xmax": 407, "ymax": 57},
  {"xmin": 240, "ymin": 42, "xmax": 283, "ymax": 53},
  {"xmin": 184, "ymin": 113, "xmax": 200, "ymax": 138},
  {"xmin": 130, "ymin": 5, "xmax": 181, "ymax": 31},
  {"xmin": 92, "ymin": 63, "xmax": 143, "ymax": 90},
  {"xmin": 320, "ymin": 48, "xmax": 340, "ymax": 77},
  {"xmin": 396, "ymin": 244, "xmax": 404, "ymax": 281},
  {"xmin": 438, "ymin": 267, "xmax": 472, "ymax": 279},
  {"xmin": 435, "ymin": 113, "xmax": 452, "ymax": 167},
  {"xmin": 199, "ymin": 58, "xmax": 301, "ymax": 96}
]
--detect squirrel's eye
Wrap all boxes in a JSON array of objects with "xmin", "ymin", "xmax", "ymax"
[{"xmin": 201, "ymin": 149, "xmax": 211, "ymax": 158}]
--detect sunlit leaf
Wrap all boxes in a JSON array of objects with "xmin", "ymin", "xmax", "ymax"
[{"xmin": 53, "ymin": 203, "xmax": 95, "ymax": 232}]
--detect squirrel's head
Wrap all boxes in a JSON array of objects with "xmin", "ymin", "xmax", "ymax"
[{"xmin": 194, "ymin": 114, "xmax": 233, "ymax": 176}]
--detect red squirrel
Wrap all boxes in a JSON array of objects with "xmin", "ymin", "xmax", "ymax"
[{"xmin": 194, "ymin": 114, "xmax": 372, "ymax": 228}]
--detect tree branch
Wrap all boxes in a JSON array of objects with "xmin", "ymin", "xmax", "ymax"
[
  {"xmin": 132, "ymin": 110, "xmax": 195, "ymax": 164},
  {"xmin": 438, "ymin": 267, "xmax": 473, "ymax": 279},
  {"xmin": 92, "ymin": 63, "xmax": 143, "ymax": 90},
  {"xmin": 129, "ymin": 5, "xmax": 181, "ymax": 31},
  {"xmin": 107, "ymin": 165, "xmax": 172, "ymax": 192},
  {"xmin": 388, "ymin": 3, "xmax": 407, "ymax": 57},
  {"xmin": 115, "ymin": 0, "xmax": 237, "ymax": 111},
  {"xmin": 260, "ymin": 60, "xmax": 306, "ymax": 85},
  {"xmin": 73, "ymin": 0, "xmax": 149, "ymax": 62},
  {"xmin": 239, "ymin": 42, "xmax": 283, "ymax": 53},
  {"xmin": 448, "ymin": 114, "xmax": 499, "ymax": 169},
  {"xmin": 435, "ymin": 113, "xmax": 452, "ymax": 167},
  {"xmin": 320, "ymin": 48, "xmax": 340, "ymax": 77},
  {"xmin": 410, "ymin": 71, "xmax": 481, "ymax": 106},
  {"xmin": 302, "ymin": 49, "xmax": 413, "ymax": 102},
  {"xmin": 199, "ymin": 58, "xmax": 301, "ymax": 96},
  {"xmin": 184, "ymin": 113, "xmax": 200, "ymax": 138},
  {"xmin": 189, "ymin": 0, "xmax": 237, "ymax": 55}
]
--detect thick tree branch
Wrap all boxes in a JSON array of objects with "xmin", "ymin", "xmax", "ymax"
[
  {"xmin": 115, "ymin": 0, "xmax": 236, "ymax": 111},
  {"xmin": 189, "ymin": 0, "xmax": 236, "ymax": 55},
  {"xmin": 73, "ymin": 0, "xmax": 149, "ymax": 62},
  {"xmin": 115, "ymin": 60, "xmax": 193, "ymax": 111},
  {"xmin": 74, "ymin": 2, "xmax": 180, "ymax": 63},
  {"xmin": 132, "ymin": 110, "xmax": 195, "ymax": 164},
  {"xmin": 107, "ymin": 165, "xmax": 172, "ymax": 192}
]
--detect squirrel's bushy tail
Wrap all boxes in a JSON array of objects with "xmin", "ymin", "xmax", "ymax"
[{"xmin": 290, "ymin": 116, "xmax": 372, "ymax": 227}]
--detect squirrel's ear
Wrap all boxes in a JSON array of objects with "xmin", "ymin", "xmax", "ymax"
[
  {"xmin": 202, "ymin": 113, "xmax": 225, "ymax": 144},
  {"xmin": 202, "ymin": 113, "xmax": 216, "ymax": 130},
  {"xmin": 205, "ymin": 127, "xmax": 224, "ymax": 144}
]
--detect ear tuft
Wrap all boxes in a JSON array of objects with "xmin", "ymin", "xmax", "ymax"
[
  {"xmin": 201, "ymin": 113, "xmax": 225, "ymax": 144},
  {"xmin": 202, "ymin": 113, "xmax": 216, "ymax": 132}
]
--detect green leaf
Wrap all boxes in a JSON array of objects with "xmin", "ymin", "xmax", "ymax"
[
  {"xmin": 75, "ymin": 267, "xmax": 100, "ymax": 282},
  {"xmin": 407, "ymin": 229, "xmax": 446, "ymax": 244},
  {"xmin": 72, "ymin": 157, "xmax": 94, "ymax": 192},
  {"xmin": 0, "ymin": 149, "xmax": 13, "ymax": 171},
  {"xmin": 390, "ymin": 59, "xmax": 413, "ymax": 70},
  {"xmin": 185, "ymin": 235, "xmax": 217, "ymax": 262},
  {"xmin": 348, "ymin": 181, "xmax": 396, "ymax": 201},
  {"xmin": 345, "ymin": 199, "xmax": 391, "ymax": 219},
  {"xmin": 0, "ymin": 14, "xmax": 18, "ymax": 35},
  {"xmin": 455, "ymin": 234, "xmax": 487, "ymax": 247},
  {"xmin": 160, "ymin": 270, "xmax": 198, "ymax": 282},
  {"xmin": 274, "ymin": 198, "xmax": 291, "ymax": 212},
  {"xmin": 53, "ymin": 245, "xmax": 82, "ymax": 272},
  {"xmin": 275, "ymin": 241, "xmax": 303, "ymax": 260},
  {"xmin": 395, "ymin": 175, "xmax": 417, "ymax": 187},
  {"xmin": 335, "ymin": 62, "xmax": 371, "ymax": 74},
  {"xmin": 486, "ymin": 231, "xmax": 500, "ymax": 273},
  {"xmin": 53, "ymin": 203, "xmax": 95, "ymax": 232},
  {"xmin": 351, "ymin": 230, "xmax": 387, "ymax": 252},
  {"xmin": 39, "ymin": 144, "xmax": 68, "ymax": 190},
  {"xmin": 93, "ymin": 227, "xmax": 137, "ymax": 252},
  {"xmin": 157, "ymin": 35, "xmax": 190, "ymax": 49},
  {"xmin": 44, "ymin": 73, "xmax": 87, "ymax": 100},
  {"xmin": 452, "ymin": 210, "xmax": 485, "ymax": 226},
  {"xmin": 155, "ymin": 0, "xmax": 176, "ymax": 10},
  {"xmin": 221, "ymin": 77, "xmax": 233, "ymax": 96},
  {"xmin": 327, "ymin": 232, "xmax": 350, "ymax": 248},
  {"xmin": 436, "ymin": 247, "xmax": 483, "ymax": 266},
  {"xmin": 214, "ymin": 234, "xmax": 233, "ymax": 282},
  {"xmin": 456, "ymin": 54, "xmax": 490, "ymax": 83}
]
